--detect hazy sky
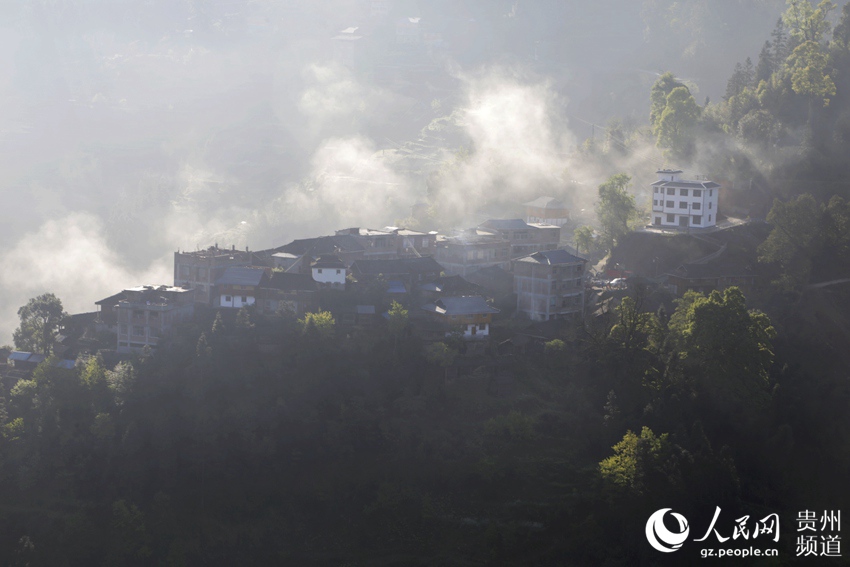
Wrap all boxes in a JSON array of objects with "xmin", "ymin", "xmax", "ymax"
[{"xmin": 0, "ymin": 0, "xmax": 803, "ymax": 344}]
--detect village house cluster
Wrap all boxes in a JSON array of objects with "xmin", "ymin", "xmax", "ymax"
[
  {"xmin": 4, "ymin": 169, "xmax": 750, "ymax": 372},
  {"xmin": 89, "ymin": 212, "xmax": 586, "ymax": 354}
]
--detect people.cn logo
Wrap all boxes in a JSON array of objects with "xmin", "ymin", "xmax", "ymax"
[{"xmin": 646, "ymin": 508, "xmax": 690, "ymax": 553}]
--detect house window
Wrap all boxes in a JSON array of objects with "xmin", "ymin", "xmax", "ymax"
[
  {"xmin": 692, "ymin": 202, "xmax": 701, "ymax": 210},
  {"xmin": 133, "ymin": 325, "xmax": 144, "ymax": 336},
  {"xmin": 708, "ymin": 214, "xmax": 712, "ymax": 222},
  {"xmin": 479, "ymin": 323, "xmax": 485, "ymax": 331},
  {"xmin": 679, "ymin": 202, "xmax": 687, "ymax": 209},
  {"xmin": 655, "ymin": 217, "xmax": 661, "ymax": 225},
  {"xmin": 666, "ymin": 188, "xmax": 675, "ymax": 195},
  {"xmin": 710, "ymin": 190, "xmax": 713, "ymax": 197},
  {"xmin": 666, "ymin": 200, "xmax": 674, "ymax": 208},
  {"xmin": 225, "ymin": 295, "xmax": 232, "ymax": 302},
  {"xmin": 120, "ymin": 324, "xmax": 128, "ymax": 334},
  {"xmin": 654, "ymin": 187, "xmax": 659, "ymax": 193},
  {"xmin": 693, "ymin": 189, "xmax": 701, "ymax": 197},
  {"xmin": 653, "ymin": 199, "xmax": 658, "ymax": 206},
  {"xmin": 471, "ymin": 325, "xmax": 477, "ymax": 335},
  {"xmin": 667, "ymin": 213, "xmax": 675, "ymax": 222},
  {"xmin": 709, "ymin": 202, "xmax": 712, "ymax": 209},
  {"xmin": 241, "ymin": 296, "xmax": 247, "ymax": 303},
  {"xmin": 317, "ymin": 268, "xmax": 323, "ymax": 274},
  {"xmin": 336, "ymin": 269, "xmax": 341, "ymax": 274},
  {"xmin": 680, "ymin": 189, "xmax": 688, "ymax": 196},
  {"xmin": 693, "ymin": 215, "xmax": 702, "ymax": 224}
]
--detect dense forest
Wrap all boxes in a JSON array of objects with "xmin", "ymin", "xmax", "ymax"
[{"xmin": 2, "ymin": 1, "xmax": 850, "ymax": 566}]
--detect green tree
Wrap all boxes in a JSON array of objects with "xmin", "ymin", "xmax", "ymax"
[
  {"xmin": 755, "ymin": 41, "xmax": 775, "ymax": 84},
  {"xmin": 211, "ymin": 312, "xmax": 226, "ymax": 336},
  {"xmin": 788, "ymin": 40, "xmax": 836, "ymax": 107},
  {"xmin": 596, "ymin": 174, "xmax": 637, "ymax": 249},
  {"xmin": 771, "ymin": 17, "xmax": 790, "ymax": 63},
  {"xmin": 235, "ymin": 306, "xmax": 254, "ymax": 330},
  {"xmin": 650, "ymin": 72, "xmax": 685, "ymax": 129},
  {"xmin": 387, "ymin": 301, "xmax": 408, "ymax": 337},
  {"xmin": 783, "ymin": 0, "xmax": 834, "ymax": 45},
  {"xmin": 573, "ymin": 225, "xmax": 594, "ymax": 256},
  {"xmin": 196, "ymin": 333, "xmax": 211, "ymax": 359},
  {"xmin": 725, "ymin": 61, "xmax": 749, "ymax": 101},
  {"xmin": 424, "ymin": 341, "xmax": 458, "ymax": 368},
  {"xmin": 656, "ymin": 86, "xmax": 702, "ymax": 158},
  {"xmin": 738, "ymin": 109, "xmax": 780, "ymax": 148},
  {"xmin": 299, "ymin": 311, "xmax": 335, "ymax": 341},
  {"xmin": 758, "ymin": 193, "xmax": 822, "ymax": 286},
  {"xmin": 671, "ymin": 287, "xmax": 776, "ymax": 407},
  {"xmin": 599, "ymin": 426, "xmax": 678, "ymax": 495},
  {"xmin": 13, "ymin": 293, "xmax": 66, "ymax": 354},
  {"xmin": 106, "ymin": 362, "xmax": 136, "ymax": 407}
]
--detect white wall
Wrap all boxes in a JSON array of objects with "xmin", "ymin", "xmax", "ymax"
[{"xmin": 219, "ymin": 294, "xmax": 256, "ymax": 308}]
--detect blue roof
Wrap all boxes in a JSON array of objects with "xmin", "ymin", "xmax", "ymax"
[
  {"xmin": 387, "ymin": 280, "xmax": 407, "ymax": 293},
  {"xmin": 8, "ymin": 351, "xmax": 32, "ymax": 362}
]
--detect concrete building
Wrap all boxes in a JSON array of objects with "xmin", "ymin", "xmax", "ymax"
[
  {"xmin": 174, "ymin": 245, "xmax": 252, "ymax": 304},
  {"xmin": 116, "ymin": 285, "xmax": 195, "ymax": 353},
  {"xmin": 383, "ymin": 227, "xmax": 438, "ymax": 257},
  {"xmin": 524, "ymin": 196, "xmax": 570, "ymax": 226},
  {"xmin": 478, "ymin": 219, "xmax": 561, "ymax": 259},
  {"xmin": 513, "ymin": 249, "xmax": 587, "ymax": 322},
  {"xmin": 435, "ymin": 229, "xmax": 511, "ymax": 277},
  {"xmin": 335, "ymin": 227, "xmax": 400, "ymax": 260},
  {"xmin": 651, "ymin": 169, "xmax": 720, "ymax": 229}
]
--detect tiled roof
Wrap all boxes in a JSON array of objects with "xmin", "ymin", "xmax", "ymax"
[
  {"xmin": 95, "ymin": 291, "xmax": 127, "ymax": 306},
  {"xmin": 651, "ymin": 180, "xmax": 721, "ymax": 189},
  {"xmin": 524, "ymin": 196, "xmax": 566, "ymax": 209},
  {"xmin": 515, "ymin": 249, "xmax": 585, "ymax": 265},
  {"xmin": 260, "ymin": 272, "xmax": 317, "ymax": 291},
  {"xmin": 312, "ymin": 255, "xmax": 346, "ymax": 269},
  {"xmin": 351, "ymin": 256, "xmax": 442, "ymax": 276},
  {"xmin": 215, "ymin": 267, "xmax": 266, "ymax": 287},
  {"xmin": 422, "ymin": 295, "xmax": 500, "ymax": 316},
  {"xmin": 479, "ymin": 218, "xmax": 534, "ymax": 231}
]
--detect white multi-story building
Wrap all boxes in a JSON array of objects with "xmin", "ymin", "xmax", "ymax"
[{"xmin": 650, "ymin": 169, "xmax": 720, "ymax": 229}]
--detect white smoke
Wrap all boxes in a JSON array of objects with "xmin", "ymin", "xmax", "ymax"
[{"xmin": 0, "ymin": 212, "xmax": 171, "ymax": 345}]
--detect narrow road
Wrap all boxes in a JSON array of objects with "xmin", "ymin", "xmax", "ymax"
[{"xmin": 806, "ymin": 278, "xmax": 850, "ymax": 289}]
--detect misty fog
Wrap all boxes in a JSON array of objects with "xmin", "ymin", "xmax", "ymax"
[{"xmin": 0, "ymin": 0, "xmax": 795, "ymax": 342}]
